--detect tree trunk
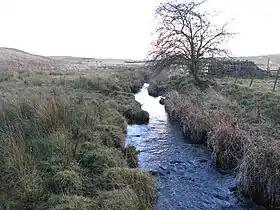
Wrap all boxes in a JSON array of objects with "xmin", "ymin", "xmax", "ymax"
[
  {"xmin": 192, "ymin": 68, "xmax": 200, "ymax": 83},
  {"xmin": 189, "ymin": 60, "xmax": 202, "ymax": 87}
]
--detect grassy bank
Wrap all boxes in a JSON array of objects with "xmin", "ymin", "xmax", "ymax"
[
  {"xmin": 0, "ymin": 67, "xmax": 156, "ymax": 209},
  {"xmin": 149, "ymin": 74, "xmax": 280, "ymax": 208}
]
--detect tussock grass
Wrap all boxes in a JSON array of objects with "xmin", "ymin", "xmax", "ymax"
[
  {"xmin": 104, "ymin": 167, "xmax": 156, "ymax": 208},
  {"xmin": 0, "ymin": 67, "xmax": 155, "ymax": 209},
  {"xmin": 48, "ymin": 194, "xmax": 99, "ymax": 210},
  {"xmin": 98, "ymin": 187, "xmax": 140, "ymax": 210},
  {"xmin": 236, "ymin": 135, "xmax": 280, "ymax": 207},
  {"xmin": 153, "ymin": 74, "xmax": 280, "ymax": 207}
]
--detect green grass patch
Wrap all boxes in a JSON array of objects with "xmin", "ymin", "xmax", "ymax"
[{"xmin": 0, "ymin": 67, "xmax": 155, "ymax": 209}]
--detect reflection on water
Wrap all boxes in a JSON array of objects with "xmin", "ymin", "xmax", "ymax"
[
  {"xmin": 126, "ymin": 84, "xmax": 260, "ymax": 210},
  {"xmin": 135, "ymin": 83, "xmax": 168, "ymax": 121}
]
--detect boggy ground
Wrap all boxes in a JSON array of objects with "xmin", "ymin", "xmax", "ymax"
[
  {"xmin": 148, "ymin": 73, "xmax": 280, "ymax": 209},
  {"xmin": 0, "ymin": 66, "xmax": 156, "ymax": 210}
]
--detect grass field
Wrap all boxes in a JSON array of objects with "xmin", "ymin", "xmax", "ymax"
[
  {"xmin": 214, "ymin": 77, "xmax": 280, "ymax": 92},
  {"xmin": 149, "ymin": 72, "xmax": 280, "ymax": 208},
  {"xmin": 0, "ymin": 64, "xmax": 156, "ymax": 210}
]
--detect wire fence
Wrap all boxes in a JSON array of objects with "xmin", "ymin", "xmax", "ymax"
[{"xmin": 201, "ymin": 58, "xmax": 280, "ymax": 91}]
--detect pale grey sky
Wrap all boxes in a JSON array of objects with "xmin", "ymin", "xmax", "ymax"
[{"xmin": 0, "ymin": 0, "xmax": 279, "ymax": 59}]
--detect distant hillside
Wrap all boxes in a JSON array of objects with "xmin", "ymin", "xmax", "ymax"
[
  {"xmin": 236, "ymin": 54, "xmax": 280, "ymax": 71},
  {"xmin": 50, "ymin": 56, "xmax": 136, "ymax": 65},
  {"xmin": 0, "ymin": 48, "xmax": 140, "ymax": 73},
  {"xmin": 0, "ymin": 47, "xmax": 87, "ymax": 72}
]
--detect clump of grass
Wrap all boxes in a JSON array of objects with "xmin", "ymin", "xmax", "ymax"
[
  {"xmin": 52, "ymin": 170, "xmax": 82, "ymax": 195},
  {"xmin": 207, "ymin": 115, "xmax": 246, "ymax": 171},
  {"xmin": 123, "ymin": 108, "xmax": 149, "ymax": 124},
  {"xmin": 98, "ymin": 187, "xmax": 140, "ymax": 210},
  {"xmin": 123, "ymin": 146, "xmax": 139, "ymax": 168},
  {"xmin": 72, "ymin": 76, "xmax": 123, "ymax": 95},
  {"xmin": 165, "ymin": 90, "xmax": 211, "ymax": 144},
  {"xmin": 148, "ymin": 83, "xmax": 167, "ymax": 97},
  {"xmin": 78, "ymin": 145, "xmax": 127, "ymax": 173},
  {"xmin": 237, "ymin": 133, "xmax": 280, "ymax": 208},
  {"xmin": 104, "ymin": 167, "xmax": 156, "ymax": 208},
  {"xmin": 107, "ymin": 93, "xmax": 150, "ymax": 124},
  {"xmin": 92, "ymin": 125, "xmax": 126, "ymax": 148},
  {"xmin": 48, "ymin": 194, "xmax": 99, "ymax": 210}
]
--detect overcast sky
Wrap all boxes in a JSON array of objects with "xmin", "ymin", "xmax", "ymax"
[{"xmin": 0, "ymin": 0, "xmax": 279, "ymax": 59}]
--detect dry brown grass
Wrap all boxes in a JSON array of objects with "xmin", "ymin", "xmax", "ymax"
[
  {"xmin": 165, "ymin": 90, "xmax": 210, "ymax": 143},
  {"xmin": 236, "ymin": 132, "xmax": 280, "ymax": 207},
  {"xmin": 208, "ymin": 118, "xmax": 246, "ymax": 171},
  {"xmin": 165, "ymin": 88, "xmax": 245, "ymax": 170},
  {"xmin": 162, "ymin": 79, "xmax": 280, "ymax": 207}
]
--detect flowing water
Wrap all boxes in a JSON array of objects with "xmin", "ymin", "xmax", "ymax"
[{"xmin": 126, "ymin": 84, "xmax": 261, "ymax": 210}]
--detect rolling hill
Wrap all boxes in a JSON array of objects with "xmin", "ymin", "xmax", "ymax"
[{"xmin": 0, "ymin": 47, "xmax": 279, "ymax": 73}]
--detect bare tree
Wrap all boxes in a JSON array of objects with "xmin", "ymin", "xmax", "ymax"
[{"xmin": 148, "ymin": 0, "xmax": 233, "ymax": 86}]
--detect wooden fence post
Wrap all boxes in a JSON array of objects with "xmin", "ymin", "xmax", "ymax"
[
  {"xmin": 273, "ymin": 67, "xmax": 280, "ymax": 91},
  {"xmin": 234, "ymin": 74, "xmax": 238, "ymax": 84},
  {"xmin": 267, "ymin": 57, "xmax": 271, "ymax": 73},
  {"xmin": 234, "ymin": 62, "xmax": 240, "ymax": 84},
  {"xmin": 249, "ymin": 75, "xmax": 255, "ymax": 87},
  {"xmin": 249, "ymin": 65, "xmax": 257, "ymax": 87}
]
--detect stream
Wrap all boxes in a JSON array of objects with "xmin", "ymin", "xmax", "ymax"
[{"xmin": 126, "ymin": 84, "xmax": 261, "ymax": 210}]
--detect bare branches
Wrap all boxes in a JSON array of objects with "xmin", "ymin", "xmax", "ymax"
[{"xmin": 148, "ymin": 0, "xmax": 234, "ymax": 84}]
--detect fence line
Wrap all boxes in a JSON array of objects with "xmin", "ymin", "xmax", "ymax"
[
  {"xmin": 202, "ymin": 57, "xmax": 280, "ymax": 91},
  {"xmin": 202, "ymin": 69, "xmax": 280, "ymax": 91},
  {"xmin": 273, "ymin": 68, "xmax": 280, "ymax": 91},
  {"xmin": 229, "ymin": 67, "xmax": 280, "ymax": 91}
]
